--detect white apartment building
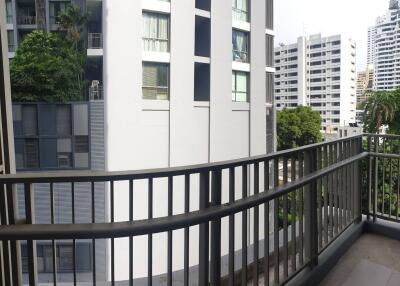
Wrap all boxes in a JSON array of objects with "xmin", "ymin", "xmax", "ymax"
[
  {"xmin": 367, "ymin": 27, "xmax": 376, "ymax": 66},
  {"xmin": 104, "ymin": 0, "xmax": 274, "ymax": 281},
  {"xmin": 369, "ymin": 0, "xmax": 400, "ymax": 90},
  {"xmin": 274, "ymin": 34, "xmax": 357, "ymax": 133}
]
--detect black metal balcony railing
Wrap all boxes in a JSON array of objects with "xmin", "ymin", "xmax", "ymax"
[{"xmin": 0, "ymin": 134, "xmax": 399, "ymax": 286}]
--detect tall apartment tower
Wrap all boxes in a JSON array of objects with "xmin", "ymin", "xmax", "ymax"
[
  {"xmin": 274, "ymin": 34, "xmax": 357, "ymax": 133},
  {"xmin": 369, "ymin": 0, "xmax": 400, "ymax": 90},
  {"xmin": 104, "ymin": 0, "xmax": 274, "ymax": 280},
  {"xmin": 356, "ymin": 64, "xmax": 374, "ymax": 104},
  {"xmin": 367, "ymin": 26, "xmax": 376, "ymax": 66}
]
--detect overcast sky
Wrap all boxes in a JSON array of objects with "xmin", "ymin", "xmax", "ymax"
[{"xmin": 275, "ymin": 0, "xmax": 389, "ymax": 70}]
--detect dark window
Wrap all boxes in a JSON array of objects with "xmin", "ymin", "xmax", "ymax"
[
  {"xmin": 75, "ymin": 136, "xmax": 89, "ymax": 153},
  {"xmin": 57, "ymin": 105, "xmax": 72, "ymax": 135},
  {"xmin": 22, "ymin": 105, "xmax": 37, "ymax": 136},
  {"xmin": 194, "ymin": 63, "xmax": 210, "ymax": 101}
]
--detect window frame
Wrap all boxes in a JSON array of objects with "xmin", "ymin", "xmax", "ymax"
[{"xmin": 232, "ymin": 70, "xmax": 250, "ymax": 102}]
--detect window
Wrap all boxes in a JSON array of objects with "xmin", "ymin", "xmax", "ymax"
[
  {"xmin": 266, "ymin": 35, "xmax": 274, "ymax": 67},
  {"xmin": 266, "ymin": 0, "xmax": 273, "ymax": 29},
  {"xmin": 6, "ymin": 0, "xmax": 13, "ymax": 24},
  {"xmin": 196, "ymin": 0, "xmax": 210, "ymax": 11},
  {"xmin": 22, "ymin": 105, "xmax": 38, "ymax": 136},
  {"xmin": 142, "ymin": 62, "xmax": 169, "ymax": 100},
  {"xmin": 142, "ymin": 12, "xmax": 169, "ymax": 53},
  {"xmin": 232, "ymin": 71, "xmax": 249, "ymax": 102},
  {"xmin": 49, "ymin": 1, "xmax": 70, "ymax": 25},
  {"xmin": 232, "ymin": 0, "xmax": 249, "ymax": 22},
  {"xmin": 233, "ymin": 30, "xmax": 249, "ymax": 63},
  {"xmin": 25, "ymin": 139, "xmax": 39, "ymax": 168},
  {"xmin": 75, "ymin": 136, "xmax": 89, "ymax": 153},
  {"xmin": 195, "ymin": 16, "xmax": 210, "ymax": 57},
  {"xmin": 266, "ymin": 72, "xmax": 274, "ymax": 104},
  {"xmin": 194, "ymin": 63, "xmax": 210, "ymax": 101},
  {"xmin": 7, "ymin": 31, "xmax": 15, "ymax": 52},
  {"xmin": 57, "ymin": 105, "xmax": 72, "ymax": 136}
]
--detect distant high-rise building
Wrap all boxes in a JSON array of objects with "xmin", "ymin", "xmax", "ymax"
[
  {"xmin": 369, "ymin": 0, "xmax": 400, "ymax": 90},
  {"xmin": 367, "ymin": 26, "xmax": 376, "ymax": 66},
  {"xmin": 274, "ymin": 34, "xmax": 357, "ymax": 133},
  {"xmin": 356, "ymin": 65, "xmax": 374, "ymax": 104}
]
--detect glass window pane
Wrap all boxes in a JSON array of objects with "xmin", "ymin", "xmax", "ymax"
[
  {"xmin": 57, "ymin": 105, "xmax": 72, "ymax": 135},
  {"xmin": 143, "ymin": 12, "xmax": 169, "ymax": 52},
  {"xmin": 25, "ymin": 139, "xmax": 39, "ymax": 168},
  {"xmin": 74, "ymin": 136, "xmax": 89, "ymax": 153},
  {"xmin": 236, "ymin": 73, "xmax": 248, "ymax": 92},
  {"xmin": 143, "ymin": 63, "xmax": 169, "ymax": 100},
  {"xmin": 233, "ymin": 30, "xmax": 249, "ymax": 62},
  {"xmin": 22, "ymin": 105, "xmax": 37, "ymax": 136}
]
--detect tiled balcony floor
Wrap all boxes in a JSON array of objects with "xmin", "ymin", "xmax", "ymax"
[{"xmin": 320, "ymin": 233, "xmax": 400, "ymax": 286}]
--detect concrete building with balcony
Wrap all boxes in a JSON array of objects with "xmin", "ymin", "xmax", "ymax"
[
  {"xmin": 4, "ymin": 0, "xmax": 103, "ymax": 100},
  {"xmin": 356, "ymin": 64, "xmax": 374, "ymax": 104},
  {"xmin": 368, "ymin": 0, "xmax": 400, "ymax": 90},
  {"xmin": 274, "ymin": 34, "xmax": 357, "ymax": 134}
]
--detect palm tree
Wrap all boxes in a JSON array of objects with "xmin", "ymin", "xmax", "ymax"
[
  {"xmin": 57, "ymin": 4, "xmax": 88, "ymax": 51},
  {"xmin": 364, "ymin": 91, "xmax": 397, "ymax": 133}
]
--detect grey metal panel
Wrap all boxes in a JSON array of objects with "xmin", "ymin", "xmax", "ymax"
[
  {"xmin": 38, "ymin": 105, "xmax": 57, "ymax": 136},
  {"xmin": 40, "ymin": 138, "xmax": 57, "ymax": 168},
  {"xmin": 73, "ymin": 104, "xmax": 89, "ymax": 136}
]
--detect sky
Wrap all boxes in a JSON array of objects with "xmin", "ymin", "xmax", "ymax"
[{"xmin": 275, "ymin": 0, "xmax": 389, "ymax": 71}]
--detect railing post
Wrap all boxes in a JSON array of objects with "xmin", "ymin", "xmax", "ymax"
[
  {"xmin": 210, "ymin": 169, "xmax": 222, "ymax": 286},
  {"xmin": 374, "ymin": 137, "xmax": 378, "ymax": 222},
  {"xmin": 367, "ymin": 136, "xmax": 372, "ymax": 221},
  {"xmin": 24, "ymin": 183, "xmax": 38, "ymax": 286},
  {"xmin": 304, "ymin": 149, "xmax": 318, "ymax": 267},
  {"xmin": 199, "ymin": 171, "xmax": 210, "ymax": 286}
]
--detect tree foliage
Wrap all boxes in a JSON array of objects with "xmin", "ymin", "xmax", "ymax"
[
  {"xmin": 276, "ymin": 106, "xmax": 323, "ymax": 151},
  {"xmin": 364, "ymin": 90, "xmax": 397, "ymax": 133},
  {"xmin": 10, "ymin": 31, "xmax": 85, "ymax": 103}
]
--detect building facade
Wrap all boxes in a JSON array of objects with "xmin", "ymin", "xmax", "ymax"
[
  {"xmin": 369, "ymin": 0, "xmax": 400, "ymax": 90},
  {"xmin": 104, "ymin": 0, "xmax": 274, "ymax": 280},
  {"xmin": 274, "ymin": 34, "xmax": 357, "ymax": 133},
  {"xmin": 356, "ymin": 64, "xmax": 374, "ymax": 104}
]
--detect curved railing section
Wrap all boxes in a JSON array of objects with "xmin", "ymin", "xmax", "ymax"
[{"xmin": 0, "ymin": 134, "xmax": 399, "ymax": 286}]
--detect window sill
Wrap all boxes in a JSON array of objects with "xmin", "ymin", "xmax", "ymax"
[
  {"xmin": 194, "ymin": 101, "xmax": 210, "ymax": 108},
  {"xmin": 232, "ymin": 102, "xmax": 250, "ymax": 111},
  {"xmin": 233, "ymin": 62, "xmax": 250, "ymax": 72},
  {"xmin": 232, "ymin": 20, "xmax": 250, "ymax": 32},
  {"xmin": 143, "ymin": 52, "xmax": 170, "ymax": 63},
  {"xmin": 142, "ymin": 0, "xmax": 171, "ymax": 14},
  {"xmin": 142, "ymin": 100, "xmax": 170, "ymax": 111}
]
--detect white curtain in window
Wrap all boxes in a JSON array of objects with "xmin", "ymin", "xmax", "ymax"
[
  {"xmin": 143, "ymin": 13, "xmax": 169, "ymax": 52},
  {"xmin": 233, "ymin": 31, "xmax": 247, "ymax": 62}
]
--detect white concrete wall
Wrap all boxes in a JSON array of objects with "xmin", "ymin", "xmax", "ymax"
[{"xmin": 104, "ymin": 0, "xmax": 270, "ymax": 280}]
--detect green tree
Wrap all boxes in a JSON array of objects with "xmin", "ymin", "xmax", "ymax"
[
  {"xmin": 10, "ymin": 31, "xmax": 85, "ymax": 102},
  {"xmin": 57, "ymin": 4, "xmax": 88, "ymax": 51},
  {"xmin": 277, "ymin": 106, "xmax": 323, "ymax": 151},
  {"xmin": 387, "ymin": 88, "xmax": 400, "ymax": 134},
  {"xmin": 364, "ymin": 91, "xmax": 397, "ymax": 133}
]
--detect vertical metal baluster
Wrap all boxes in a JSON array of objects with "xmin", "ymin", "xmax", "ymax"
[
  {"xmin": 199, "ymin": 171, "xmax": 209, "ymax": 286},
  {"xmin": 317, "ymin": 147, "xmax": 322, "ymax": 250},
  {"xmin": 397, "ymin": 159, "xmax": 400, "ymax": 221},
  {"xmin": 50, "ymin": 183, "xmax": 57, "ymax": 285},
  {"xmin": 242, "ymin": 165, "xmax": 248, "ymax": 286},
  {"xmin": 129, "ymin": 180, "xmax": 133, "ymax": 286},
  {"xmin": 71, "ymin": 182, "xmax": 76, "ymax": 286},
  {"xmin": 389, "ymin": 158, "xmax": 393, "ymax": 218},
  {"xmin": 338, "ymin": 141, "xmax": 343, "ymax": 232},
  {"xmin": 382, "ymin": 139, "xmax": 386, "ymax": 215},
  {"xmin": 333, "ymin": 143, "xmax": 339, "ymax": 236},
  {"xmin": 110, "ymin": 181, "xmax": 115, "ymax": 286},
  {"xmin": 263, "ymin": 160, "xmax": 270, "ymax": 286},
  {"xmin": 290, "ymin": 156, "xmax": 296, "ymax": 274},
  {"xmin": 323, "ymin": 146, "xmax": 329, "ymax": 245},
  {"xmin": 7, "ymin": 184, "xmax": 22, "ymax": 286},
  {"xmin": 211, "ymin": 170, "xmax": 222, "ymax": 286},
  {"xmin": 92, "ymin": 182, "xmax": 96, "ymax": 286},
  {"xmin": 253, "ymin": 163, "xmax": 260, "ymax": 285},
  {"xmin": 329, "ymin": 144, "xmax": 334, "ymax": 240},
  {"xmin": 273, "ymin": 158, "xmax": 279, "ymax": 284},
  {"xmin": 343, "ymin": 140, "xmax": 347, "ymax": 226},
  {"xmin": 0, "ymin": 183, "xmax": 11, "ymax": 286},
  {"xmin": 367, "ymin": 137, "xmax": 372, "ymax": 221},
  {"xmin": 298, "ymin": 154, "xmax": 304, "ymax": 267},
  {"xmin": 282, "ymin": 159, "xmax": 288, "ymax": 280},
  {"xmin": 25, "ymin": 183, "xmax": 38, "ymax": 286},
  {"xmin": 229, "ymin": 168, "xmax": 235, "ymax": 286},
  {"xmin": 184, "ymin": 175, "xmax": 190, "ymax": 286},
  {"xmin": 167, "ymin": 176, "xmax": 173, "ymax": 286},
  {"xmin": 148, "ymin": 178, "xmax": 153, "ymax": 286},
  {"xmin": 374, "ymin": 138, "xmax": 378, "ymax": 222}
]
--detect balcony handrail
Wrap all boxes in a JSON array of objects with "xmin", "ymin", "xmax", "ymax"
[
  {"xmin": 0, "ymin": 134, "xmax": 365, "ymax": 184},
  {"xmin": 0, "ymin": 152, "xmax": 368, "ymax": 241}
]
